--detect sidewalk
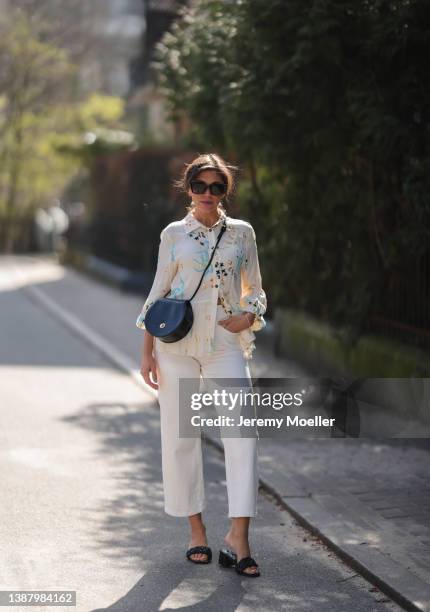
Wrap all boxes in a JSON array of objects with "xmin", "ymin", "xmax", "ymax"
[{"xmin": 8, "ymin": 253, "xmax": 430, "ymax": 612}]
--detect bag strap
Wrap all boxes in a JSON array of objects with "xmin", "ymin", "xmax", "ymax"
[
  {"xmin": 163, "ymin": 219, "xmax": 227, "ymax": 300},
  {"xmin": 189, "ymin": 220, "xmax": 227, "ymax": 301}
]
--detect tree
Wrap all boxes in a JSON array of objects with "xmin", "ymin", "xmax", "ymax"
[
  {"xmin": 0, "ymin": 7, "xmax": 125, "ymax": 252},
  {"xmin": 153, "ymin": 0, "xmax": 430, "ymax": 340}
]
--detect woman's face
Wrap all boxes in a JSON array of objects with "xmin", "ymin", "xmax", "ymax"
[{"xmin": 187, "ymin": 169, "xmax": 226, "ymax": 215}]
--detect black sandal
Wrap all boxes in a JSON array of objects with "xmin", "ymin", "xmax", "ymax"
[
  {"xmin": 218, "ymin": 547, "xmax": 237, "ymax": 568},
  {"xmin": 218, "ymin": 548, "xmax": 260, "ymax": 577},
  {"xmin": 186, "ymin": 545, "xmax": 212, "ymax": 564},
  {"xmin": 235, "ymin": 556, "xmax": 260, "ymax": 577}
]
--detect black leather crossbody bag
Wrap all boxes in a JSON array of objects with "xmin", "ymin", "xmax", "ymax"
[{"xmin": 144, "ymin": 220, "xmax": 227, "ymax": 343}]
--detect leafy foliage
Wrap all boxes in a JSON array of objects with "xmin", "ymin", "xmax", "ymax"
[
  {"xmin": 153, "ymin": 0, "xmax": 430, "ymax": 337},
  {"xmin": 0, "ymin": 10, "xmax": 126, "ymax": 252}
]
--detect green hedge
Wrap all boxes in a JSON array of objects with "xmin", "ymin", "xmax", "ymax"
[
  {"xmin": 275, "ymin": 307, "xmax": 430, "ymax": 377},
  {"xmin": 154, "ymin": 0, "xmax": 430, "ymax": 346}
]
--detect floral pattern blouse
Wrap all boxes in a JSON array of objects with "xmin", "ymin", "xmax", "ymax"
[{"xmin": 135, "ymin": 209, "xmax": 267, "ymax": 360}]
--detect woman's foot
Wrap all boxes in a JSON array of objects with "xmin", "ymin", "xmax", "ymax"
[
  {"xmin": 188, "ymin": 523, "xmax": 209, "ymax": 562},
  {"xmin": 224, "ymin": 529, "xmax": 259, "ymax": 575}
]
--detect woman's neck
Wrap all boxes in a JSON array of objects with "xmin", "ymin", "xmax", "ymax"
[{"xmin": 191, "ymin": 207, "xmax": 221, "ymax": 228}]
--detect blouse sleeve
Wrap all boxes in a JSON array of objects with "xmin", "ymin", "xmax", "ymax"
[
  {"xmin": 135, "ymin": 228, "xmax": 177, "ymax": 330},
  {"xmin": 239, "ymin": 225, "xmax": 267, "ymax": 332}
]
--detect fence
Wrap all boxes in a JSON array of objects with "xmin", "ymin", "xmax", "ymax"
[{"xmin": 369, "ymin": 250, "xmax": 430, "ymax": 350}]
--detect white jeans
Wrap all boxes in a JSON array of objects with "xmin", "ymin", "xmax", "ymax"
[{"xmin": 154, "ymin": 304, "xmax": 259, "ymax": 518}]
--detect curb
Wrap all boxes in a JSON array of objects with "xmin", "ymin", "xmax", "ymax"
[
  {"xmin": 258, "ymin": 478, "xmax": 429, "ymax": 612},
  {"xmin": 203, "ymin": 432, "xmax": 428, "ymax": 612},
  {"xmin": 13, "ymin": 260, "xmax": 428, "ymax": 612},
  {"xmin": 61, "ymin": 249, "xmax": 154, "ymax": 294}
]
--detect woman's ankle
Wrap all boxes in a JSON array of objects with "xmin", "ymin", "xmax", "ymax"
[
  {"xmin": 189, "ymin": 519, "xmax": 206, "ymax": 534},
  {"xmin": 189, "ymin": 523, "xmax": 208, "ymax": 546},
  {"xmin": 227, "ymin": 525, "xmax": 248, "ymax": 537}
]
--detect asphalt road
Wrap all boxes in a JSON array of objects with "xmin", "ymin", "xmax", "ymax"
[{"xmin": 0, "ymin": 255, "xmax": 403, "ymax": 611}]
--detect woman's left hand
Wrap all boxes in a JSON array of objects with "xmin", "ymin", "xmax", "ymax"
[{"xmin": 218, "ymin": 312, "xmax": 255, "ymax": 333}]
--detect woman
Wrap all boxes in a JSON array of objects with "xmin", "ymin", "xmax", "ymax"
[{"xmin": 136, "ymin": 153, "xmax": 267, "ymax": 577}]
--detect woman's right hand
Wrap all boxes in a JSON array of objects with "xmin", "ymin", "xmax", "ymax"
[{"xmin": 140, "ymin": 352, "xmax": 159, "ymax": 390}]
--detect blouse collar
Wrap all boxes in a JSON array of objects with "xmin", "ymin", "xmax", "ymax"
[{"xmin": 184, "ymin": 208, "xmax": 231, "ymax": 234}]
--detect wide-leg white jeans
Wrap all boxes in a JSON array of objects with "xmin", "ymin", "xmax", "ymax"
[{"xmin": 154, "ymin": 304, "xmax": 259, "ymax": 518}]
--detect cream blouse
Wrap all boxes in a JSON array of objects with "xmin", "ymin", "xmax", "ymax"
[{"xmin": 135, "ymin": 208, "xmax": 267, "ymax": 360}]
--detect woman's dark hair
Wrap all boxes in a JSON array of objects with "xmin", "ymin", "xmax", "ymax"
[{"xmin": 173, "ymin": 153, "xmax": 239, "ymax": 213}]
